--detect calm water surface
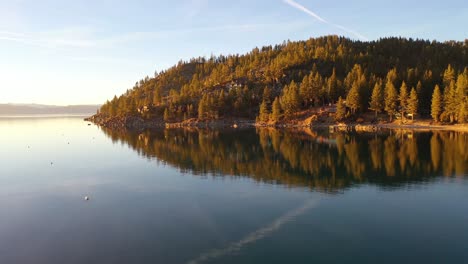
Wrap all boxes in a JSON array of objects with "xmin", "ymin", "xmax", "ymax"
[{"xmin": 0, "ymin": 117, "xmax": 467, "ymax": 264}]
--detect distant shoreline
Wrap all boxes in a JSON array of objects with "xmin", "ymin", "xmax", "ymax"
[{"xmin": 0, "ymin": 114, "xmax": 94, "ymax": 118}]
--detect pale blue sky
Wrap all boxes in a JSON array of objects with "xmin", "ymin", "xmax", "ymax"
[{"xmin": 1, "ymin": 0, "xmax": 467, "ymax": 105}]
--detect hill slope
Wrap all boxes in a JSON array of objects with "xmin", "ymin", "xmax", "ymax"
[{"xmin": 95, "ymin": 35, "xmax": 468, "ymax": 127}]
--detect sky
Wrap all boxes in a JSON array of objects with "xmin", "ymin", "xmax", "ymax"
[{"xmin": 1, "ymin": 0, "xmax": 467, "ymax": 105}]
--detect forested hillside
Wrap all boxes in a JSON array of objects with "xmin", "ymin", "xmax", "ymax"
[{"xmin": 98, "ymin": 36, "xmax": 468, "ymax": 124}]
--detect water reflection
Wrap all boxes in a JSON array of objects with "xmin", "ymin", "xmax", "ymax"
[{"xmin": 101, "ymin": 127, "xmax": 467, "ymax": 191}]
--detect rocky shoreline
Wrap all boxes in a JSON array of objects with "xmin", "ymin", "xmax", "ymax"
[{"xmin": 85, "ymin": 114, "xmax": 468, "ymax": 132}]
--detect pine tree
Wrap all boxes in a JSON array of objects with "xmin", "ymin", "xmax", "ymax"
[
  {"xmin": 407, "ymin": 87, "xmax": 418, "ymax": 121},
  {"xmin": 346, "ymin": 81, "xmax": 360, "ymax": 114},
  {"xmin": 455, "ymin": 73, "xmax": 467, "ymax": 122},
  {"xmin": 163, "ymin": 108, "xmax": 170, "ymax": 122},
  {"xmin": 443, "ymin": 81, "xmax": 457, "ymax": 122},
  {"xmin": 257, "ymin": 100, "xmax": 270, "ymax": 123},
  {"xmin": 280, "ymin": 81, "xmax": 300, "ymax": 116},
  {"xmin": 443, "ymin": 64, "xmax": 456, "ymax": 89},
  {"xmin": 399, "ymin": 81, "xmax": 409, "ymax": 122},
  {"xmin": 299, "ymin": 75, "xmax": 311, "ymax": 107},
  {"xmin": 386, "ymin": 68, "xmax": 398, "ymax": 85},
  {"xmin": 153, "ymin": 87, "xmax": 162, "ymax": 105},
  {"xmin": 431, "ymin": 85, "xmax": 443, "ymax": 122},
  {"xmin": 384, "ymin": 80, "xmax": 398, "ymax": 122},
  {"xmin": 458, "ymin": 100, "xmax": 467, "ymax": 123},
  {"xmin": 271, "ymin": 97, "xmax": 281, "ymax": 121},
  {"xmin": 187, "ymin": 104, "xmax": 193, "ymax": 118},
  {"xmin": 198, "ymin": 95, "xmax": 207, "ymax": 120},
  {"xmin": 369, "ymin": 81, "xmax": 384, "ymax": 117},
  {"xmin": 262, "ymin": 86, "xmax": 272, "ymax": 104},
  {"xmin": 327, "ymin": 68, "xmax": 339, "ymax": 102},
  {"xmin": 335, "ymin": 97, "xmax": 347, "ymax": 121}
]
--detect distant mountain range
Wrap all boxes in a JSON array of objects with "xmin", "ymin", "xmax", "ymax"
[{"xmin": 0, "ymin": 104, "xmax": 100, "ymax": 115}]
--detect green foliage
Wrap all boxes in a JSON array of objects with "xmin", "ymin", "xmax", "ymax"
[
  {"xmin": 163, "ymin": 108, "xmax": 170, "ymax": 122},
  {"xmin": 431, "ymin": 85, "xmax": 443, "ymax": 122},
  {"xmin": 257, "ymin": 100, "xmax": 270, "ymax": 123},
  {"xmin": 280, "ymin": 81, "xmax": 300, "ymax": 116},
  {"xmin": 407, "ymin": 87, "xmax": 418, "ymax": 120},
  {"xmin": 443, "ymin": 64, "xmax": 456, "ymax": 89},
  {"xmin": 384, "ymin": 80, "xmax": 398, "ymax": 121},
  {"xmin": 198, "ymin": 94, "xmax": 207, "ymax": 120},
  {"xmin": 327, "ymin": 68, "xmax": 339, "ymax": 102},
  {"xmin": 369, "ymin": 81, "xmax": 384, "ymax": 117},
  {"xmin": 399, "ymin": 81, "xmax": 409, "ymax": 119},
  {"xmin": 458, "ymin": 100, "xmax": 467, "ymax": 123},
  {"xmin": 335, "ymin": 97, "xmax": 347, "ymax": 121},
  {"xmin": 346, "ymin": 82, "xmax": 360, "ymax": 114},
  {"xmin": 455, "ymin": 72, "xmax": 467, "ymax": 123},
  {"xmin": 262, "ymin": 86, "xmax": 272, "ymax": 104},
  {"xmin": 271, "ymin": 97, "xmax": 282, "ymax": 121},
  {"xmin": 442, "ymin": 81, "xmax": 457, "ymax": 122}
]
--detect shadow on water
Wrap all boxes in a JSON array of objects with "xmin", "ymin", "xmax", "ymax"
[{"xmin": 100, "ymin": 127, "xmax": 468, "ymax": 192}]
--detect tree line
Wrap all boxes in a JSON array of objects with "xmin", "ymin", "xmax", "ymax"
[{"xmin": 98, "ymin": 35, "xmax": 468, "ymax": 124}]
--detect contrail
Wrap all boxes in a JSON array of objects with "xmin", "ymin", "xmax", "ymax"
[
  {"xmin": 283, "ymin": 0, "xmax": 327, "ymax": 23},
  {"xmin": 283, "ymin": 0, "xmax": 369, "ymax": 41},
  {"xmin": 333, "ymin": 24, "xmax": 369, "ymax": 41},
  {"xmin": 186, "ymin": 198, "xmax": 319, "ymax": 264}
]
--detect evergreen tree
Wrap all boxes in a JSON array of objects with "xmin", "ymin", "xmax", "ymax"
[
  {"xmin": 442, "ymin": 81, "xmax": 457, "ymax": 122},
  {"xmin": 369, "ymin": 82, "xmax": 384, "ymax": 117},
  {"xmin": 163, "ymin": 108, "xmax": 170, "ymax": 122},
  {"xmin": 407, "ymin": 87, "xmax": 418, "ymax": 121},
  {"xmin": 431, "ymin": 85, "xmax": 443, "ymax": 122},
  {"xmin": 335, "ymin": 97, "xmax": 347, "ymax": 121},
  {"xmin": 257, "ymin": 100, "xmax": 270, "ymax": 123},
  {"xmin": 327, "ymin": 68, "xmax": 339, "ymax": 102},
  {"xmin": 96, "ymin": 37, "xmax": 468, "ymax": 123},
  {"xmin": 386, "ymin": 68, "xmax": 398, "ymax": 85},
  {"xmin": 310, "ymin": 72, "xmax": 323, "ymax": 106},
  {"xmin": 280, "ymin": 81, "xmax": 300, "ymax": 116},
  {"xmin": 399, "ymin": 82, "xmax": 409, "ymax": 121},
  {"xmin": 198, "ymin": 95, "xmax": 207, "ymax": 120},
  {"xmin": 459, "ymin": 100, "xmax": 467, "ymax": 123},
  {"xmin": 187, "ymin": 104, "xmax": 194, "ymax": 118},
  {"xmin": 443, "ymin": 64, "xmax": 456, "ymax": 89},
  {"xmin": 271, "ymin": 97, "xmax": 281, "ymax": 121},
  {"xmin": 384, "ymin": 80, "xmax": 398, "ymax": 122},
  {"xmin": 153, "ymin": 88, "xmax": 162, "ymax": 105},
  {"xmin": 455, "ymin": 73, "xmax": 467, "ymax": 122},
  {"xmin": 346, "ymin": 82, "xmax": 360, "ymax": 114},
  {"xmin": 299, "ymin": 75, "xmax": 311, "ymax": 107},
  {"xmin": 262, "ymin": 86, "xmax": 272, "ymax": 104}
]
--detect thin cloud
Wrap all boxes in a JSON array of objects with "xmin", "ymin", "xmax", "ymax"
[
  {"xmin": 0, "ymin": 22, "xmax": 308, "ymax": 50},
  {"xmin": 283, "ymin": 0, "xmax": 369, "ymax": 41},
  {"xmin": 0, "ymin": 28, "xmax": 97, "ymax": 48}
]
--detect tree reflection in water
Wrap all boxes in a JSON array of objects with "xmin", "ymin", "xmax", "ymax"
[{"xmin": 101, "ymin": 127, "xmax": 467, "ymax": 192}]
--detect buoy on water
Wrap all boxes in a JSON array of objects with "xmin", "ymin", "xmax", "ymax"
[{"xmin": 84, "ymin": 196, "xmax": 89, "ymax": 201}]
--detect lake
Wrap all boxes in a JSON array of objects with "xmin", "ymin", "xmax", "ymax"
[{"xmin": 0, "ymin": 116, "xmax": 467, "ymax": 264}]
